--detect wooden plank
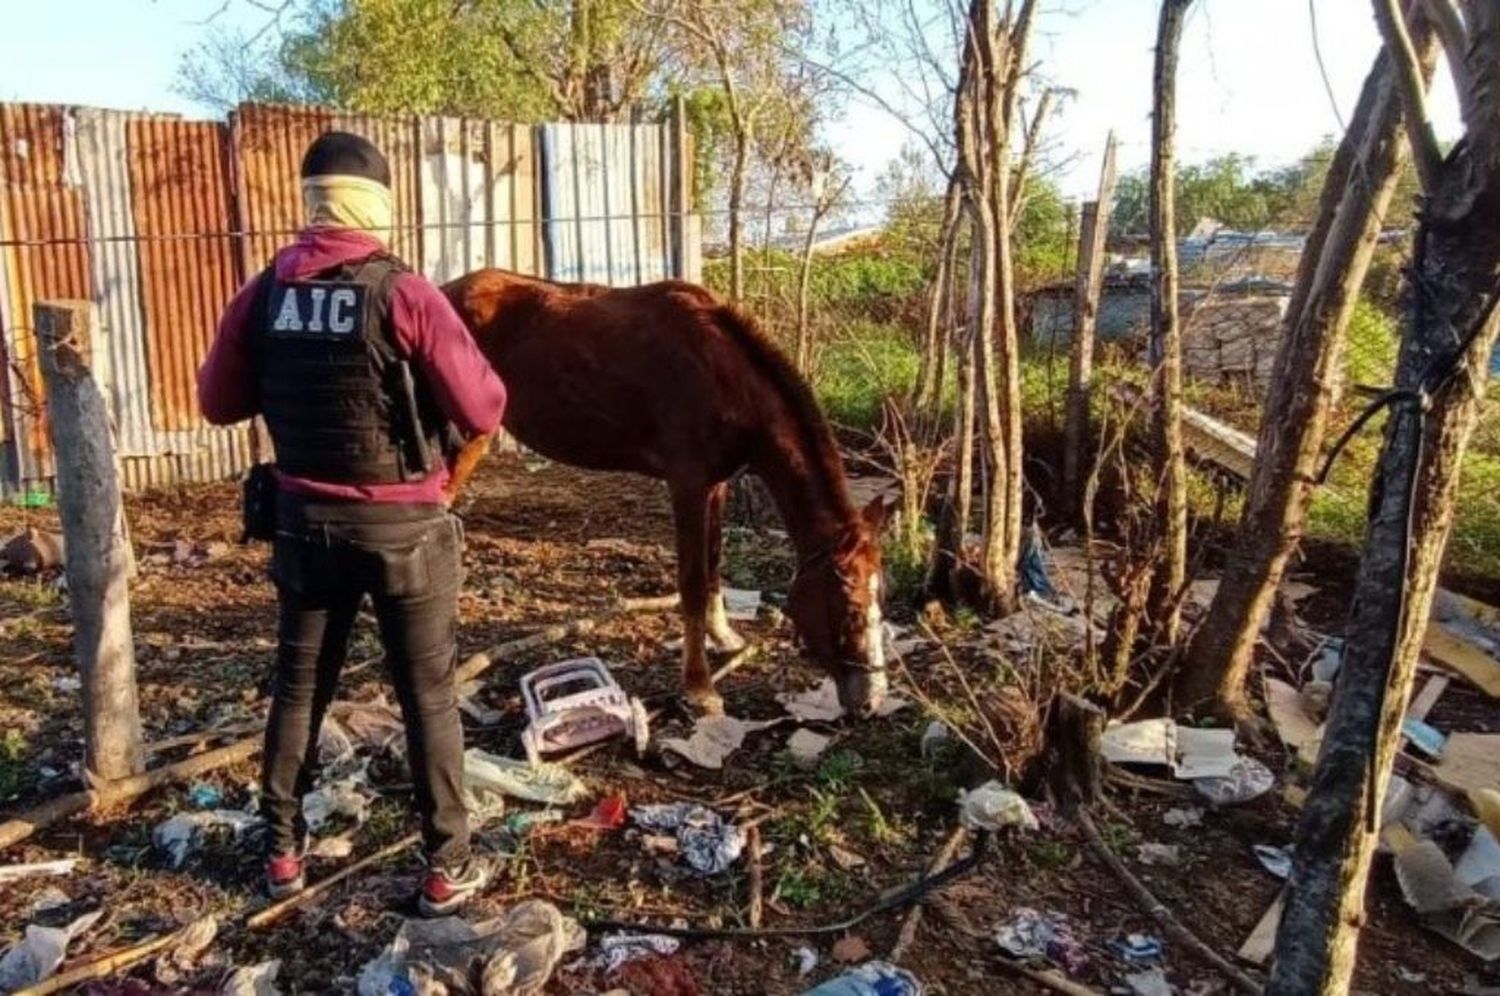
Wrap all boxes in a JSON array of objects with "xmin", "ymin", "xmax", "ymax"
[
  {"xmin": 1238, "ymin": 888, "xmax": 1285, "ymax": 966},
  {"xmin": 1424, "ymin": 623, "xmax": 1500, "ymax": 698}
]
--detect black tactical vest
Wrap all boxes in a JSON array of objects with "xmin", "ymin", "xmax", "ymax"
[{"xmin": 252, "ymin": 253, "xmax": 445, "ymax": 485}]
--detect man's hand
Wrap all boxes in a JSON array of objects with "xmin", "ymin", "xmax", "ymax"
[{"xmin": 443, "ymin": 432, "xmax": 494, "ymax": 507}]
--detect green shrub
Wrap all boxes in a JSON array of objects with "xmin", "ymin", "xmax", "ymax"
[
  {"xmin": 814, "ymin": 320, "xmax": 921, "ymax": 429},
  {"xmin": 1345, "ymin": 297, "xmax": 1400, "ymax": 387}
]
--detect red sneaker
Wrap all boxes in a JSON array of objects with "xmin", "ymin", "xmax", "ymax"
[
  {"xmin": 418, "ymin": 858, "xmax": 492, "ymax": 917},
  {"xmin": 265, "ymin": 852, "xmax": 306, "ymax": 898}
]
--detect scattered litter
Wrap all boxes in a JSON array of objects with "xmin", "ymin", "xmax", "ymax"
[
  {"xmin": 587, "ymin": 933, "xmax": 679, "ymax": 973},
  {"xmin": 0, "ymin": 909, "xmax": 102, "ymax": 992},
  {"xmin": 958, "ymin": 782, "xmax": 1038, "ymax": 831},
  {"xmin": 640, "ymin": 834, "xmax": 679, "ymax": 856},
  {"xmin": 220, "ymin": 960, "xmax": 282, "ymax": 995},
  {"xmin": 304, "ymin": 777, "xmax": 371, "ymax": 832},
  {"xmin": 51, "ymin": 675, "xmax": 81, "ymax": 693},
  {"xmin": 575, "ymin": 794, "xmax": 629, "ymax": 831},
  {"xmin": 1396, "ymin": 966, "xmax": 1428, "ymax": 984},
  {"xmin": 309, "ymin": 835, "xmax": 356, "ymax": 860},
  {"xmin": 188, "ymin": 783, "xmax": 223, "ymax": 809},
  {"xmin": 791, "ymin": 945, "xmax": 819, "ymax": 976},
  {"xmin": 520, "ymin": 658, "xmax": 649, "ymax": 765},
  {"xmin": 0, "ymin": 859, "xmax": 76, "ymax": 884},
  {"xmin": 0, "ymin": 527, "xmax": 64, "ymax": 576},
  {"xmin": 828, "ymin": 844, "xmax": 867, "ymax": 870},
  {"xmin": 1253, "ymin": 845, "xmax": 1293, "ymax": 880},
  {"xmin": 1264, "ymin": 678, "xmax": 1322, "ymax": 766},
  {"xmin": 1434, "ymin": 734, "xmax": 1500, "ymax": 800},
  {"xmin": 831, "ymin": 935, "xmax": 872, "ymax": 963},
  {"xmin": 505, "ymin": 811, "xmax": 564, "ymax": 837},
  {"xmin": 632, "ymin": 803, "xmax": 744, "ymax": 875},
  {"xmin": 360, "ymin": 902, "xmax": 585, "ymax": 995},
  {"xmin": 1162, "ymin": 807, "xmax": 1203, "ymax": 829},
  {"xmin": 152, "ymin": 809, "xmax": 263, "ymax": 868},
  {"xmin": 661, "ymin": 714, "xmax": 779, "ymax": 769},
  {"xmin": 778, "ymin": 678, "xmax": 909, "ymax": 723},
  {"xmin": 1402, "ymin": 717, "xmax": 1448, "ymax": 759},
  {"xmin": 884, "ymin": 622, "xmax": 928, "ymax": 657},
  {"xmin": 1124, "ymin": 967, "xmax": 1172, "ymax": 996},
  {"xmin": 1101, "ymin": 719, "xmax": 1173, "ymax": 769},
  {"xmin": 1109, "ymin": 934, "xmax": 1164, "ymax": 963},
  {"xmin": 995, "ymin": 908, "xmax": 1087, "ymax": 974},
  {"xmin": 457, "ymin": 679, "xmax": 505, "ymax": 727},
  {"xmin": 1173, "ymin": 727, "xmax": 1239, "ymax": 780},
  {"xmin": 724, "ymin": 588, "xmax": 763, "ymax": 621},
  {"xmin": 1193, "ymin": 758, "xmax": 1275, "ymax": 806},
  {"xmin": 1458, "ymin": 828, "xmax": 1500, "ymax": 902},
  {"xmin": 1394, "ymin": 838, "xmax": 1500, "ymax": 960},
  {"xmin": 788, "ymin": 729, "xmax": 834, "ymax": 768},
  {"xmin": 1136, "ymin": 843, "xmax": 1181, "ymax": 867},
  {"xmin": 155, "ymin": 916, "xmax": 219, "ymax": 986},
  {"xmin": 800, "ymin": 960, "xmax": 921, "ymax": 995},
  {"xmin": 28, "ymin": 888, "xmax": 70, "ymax": 915},
  {"xmin": 1313, "ymin": 640, "xmax": 1343, "ymax": 683},
  {"xmin": 919, "ymin": 721, "xmax": 949, "ymax": 758},
  {"xmin": 328, "ymin": 698, "xmax": 406, "ymax": 761},
  {"xmin": 463, "ymin": 748, "xmax": 588, "ymax": 820}
]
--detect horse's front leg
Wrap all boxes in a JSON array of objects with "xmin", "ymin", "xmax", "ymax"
[
  {"xmin": 705, "ymin": 481, "xmax": 746, "ymax": 652},
  {"xmin": 669, "ymin": 479, "xmax": 724, "ymax": 715}
]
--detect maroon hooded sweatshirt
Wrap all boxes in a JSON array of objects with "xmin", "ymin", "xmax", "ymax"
[{"xmin": 198, "ymin": 228, "xmax": 506, "ymax": 504}]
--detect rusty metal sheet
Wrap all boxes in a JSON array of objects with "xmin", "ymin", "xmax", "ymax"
[
  {"xmin": 0, "ymin": 105, "xmax": 93, "ymax": 483},
  {"xmin": 231, "ymin": 103, "xmax": 331, "ymax": 274},
  {"xmin": 128, "ymin": 115, "xmax": 241, "ymax": 434}
]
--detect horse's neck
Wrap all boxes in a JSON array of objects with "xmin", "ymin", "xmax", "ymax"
[{"xmin": 749, "ymin": 421, "xmax": 856, "ymax": 564}]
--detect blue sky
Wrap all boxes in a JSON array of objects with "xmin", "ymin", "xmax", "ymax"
[{"xmin": 0, "ymin": 0, "xmax": 1464, "ymax": 201}]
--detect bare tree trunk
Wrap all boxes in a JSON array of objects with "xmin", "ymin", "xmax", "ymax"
[
  {"xmin": 1176, "ymin": 39, "xmax": 1433, "ymax": 720},
  {"xmin": 1065, "ymin": 134, "xmax": 1120, "ymax": 517},
  {"xmin": 1147, "ymin": 0, "xmax": 1193, "ymax": 647},
  {"xmin": 34, "ymin": 301, "xmax": 144, "ymax": 782},
  {"xmin": 1009, "ymin": 87, "xmax": 1056, "ymax": 229},
  {"xmin": 1269, "ymin": 7, "xmax": 1500, "ymax": 992},
  {"xmin": 728, "ymin": 131, "xmax": 749, "ymax": 301},
  {"xmin": 914, "ymin": 178, "xmax": 963, "ymax": 413},
  {"xmin": 929, "ymin": 226, "xmax": 978, "ymax": 603}
]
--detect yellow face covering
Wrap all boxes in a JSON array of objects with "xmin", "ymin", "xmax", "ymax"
[{"xmin": 301, "ymin": 174, "xmax": 394, "ymax": 244}]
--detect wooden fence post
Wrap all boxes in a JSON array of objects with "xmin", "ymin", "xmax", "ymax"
[
  {"xmin": 668, "ymin": 95, "xmax": 700, "ymax": 283},
  {"xmin": 34, "ymin": 301, "xmax": 144, "ymax": 782}
]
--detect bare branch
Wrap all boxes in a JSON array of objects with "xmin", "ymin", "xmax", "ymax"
[{"xmin": 1374, "ymin": 0, "xmax": 1446, "ymax": 191}]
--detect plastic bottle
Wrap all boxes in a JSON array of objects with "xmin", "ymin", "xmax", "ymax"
[{"xmin": 800, "ymin": 961, "xmax": 922, "ymax": 996}]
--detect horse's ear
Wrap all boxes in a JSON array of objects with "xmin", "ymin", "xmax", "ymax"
[{"xmin": 860, "ymin": 495, "xmax": 891, "ymax": 535}]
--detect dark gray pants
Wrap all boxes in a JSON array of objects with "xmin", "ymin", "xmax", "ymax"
[{"xmin": 262, "ymin": 498, "xmax": 468, "ymax": 869}]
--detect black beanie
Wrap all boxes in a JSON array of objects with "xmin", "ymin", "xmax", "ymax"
[{"xmin": 300, "ymin": 131, "xmax": 392, "ymax": 188}]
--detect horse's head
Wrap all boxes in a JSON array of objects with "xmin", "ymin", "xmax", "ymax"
[{"xmin": 786, "ymin": 498, "xmax": 890, "ymax": 718}]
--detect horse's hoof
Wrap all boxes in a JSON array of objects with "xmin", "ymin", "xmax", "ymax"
[
  {"xmin": 708, "ymin": 628, "xmax": 747, "ymax": 653},
  {"xmin": 686, "ymin": 688, "xmax": 725, "ymax": 716}
]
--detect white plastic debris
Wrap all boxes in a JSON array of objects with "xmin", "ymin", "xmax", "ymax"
[
  {"xmin": 1101, "ymin": 719, "xmax": 1174, "ymax": 769},
  {"xmin": 309, "ymin": 835, "xmax": 356, "ymax": 860},
  {"xmin": 792, "ymin": 944, "xmax": 819, "ymax": 976},
  {"xmin": 958, "ymin": 782, "xmax": 1038, "ymax": 831},
  {"xmin": 1193, "ymin": 757, "xmax": 1275, "ymax": 806},
  {"xmin": 303, "ymin": 777, "xmax": 371, "ymax": 832},
  {"xmin": 220, "ymin": 959, "xmax": 282, "ymax": 995},
  {"xmin": 360, "ymin": 903, "xmax": 584, "ymax": 995},
  {"xmin": 723, "ymin": 588, "xmax": 763, "ymax": 621},
  {"xmin": 1253, "ymin": 844, "xmax": 1293, "ymax": 880},
  {"xmin": 660, "ymin": 714, "xmax": 778, "ymax": 770},
  {"xmin": 462, "ymin": 748, "xmax": 588, "ymax": 822},
  {"xmin": 920, "ymin": 721, "xmax": 950, "ymax": 758},
  {"xmin": 152, "ymin": 809, "xmax": 263, "ymax": 868},
  {"xmin": 1103, "ymin": 719, "xmax": 1245, "ymax": 781},
  {"xmin": 1125, "ymin": 967, "xmax": 1173, "ymax": 996},
  {"xmin": 787, "ymin": 729, "xmax": 833, "ymax": 768},
  {"xmin": 155, "ymin": 916, "xmax": 219, "ymax": 986},
  {"xmin": 1162, "ymin": 807, "xmax": 1203, "ymax": 828},
  {"xmin": 777, "ymin": 678, "xmax": 910, "ymax": 723},
  {"xmin": 0, "ymin": 909, "xmax": 102, "ymax": 992},
  {"xmin": 588, "ymin": 933, "xmax": 680, "ymax": 973},
  {"xmin": 1136, "ymin": 843, "xmax": 1181, "ymax": 867}
]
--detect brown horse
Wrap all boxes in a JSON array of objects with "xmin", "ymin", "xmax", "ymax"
[{"xmin": 444, "ymin": 269, "xmax": 888, "ymax": 717}]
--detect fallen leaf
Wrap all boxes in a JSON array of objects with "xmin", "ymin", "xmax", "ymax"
[
  {"xmin": 832, "ymin": 935, "xmax": 871, "ymax": 963},
  {"xmin": 828, "ymin": 844, "xmax": 866, "ymax": 870}
]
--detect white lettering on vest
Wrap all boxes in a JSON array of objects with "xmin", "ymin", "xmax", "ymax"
[
  {"xmin": 307, "ymin": 287, "xmax": 327, "ymax": 332},
  {"xmin": 328, "ymin": 288, "xmax": 358, "ymax": 334},
  {"xmin": 272, "ymin": 289, "xmax": 303, "ymax": 332}
]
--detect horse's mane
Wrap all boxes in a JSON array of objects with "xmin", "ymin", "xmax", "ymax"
[{"xmin": 703, "ymin": 301, "xmax": 856, "ymax": 519}]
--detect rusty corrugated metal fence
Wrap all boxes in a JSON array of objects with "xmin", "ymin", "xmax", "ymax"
[{"xmin": 0, "ymin": 101, "xmax": 695, "ymax": 496}]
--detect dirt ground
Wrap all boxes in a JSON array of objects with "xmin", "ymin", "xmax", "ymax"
[{"xmin": 0, "ymin": 455, "xmax": 1494, "ymax": 994}]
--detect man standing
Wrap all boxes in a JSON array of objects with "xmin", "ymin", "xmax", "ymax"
[{"xmin": 198, "ymin": 132, "xmax": 506, "ymax": 915}]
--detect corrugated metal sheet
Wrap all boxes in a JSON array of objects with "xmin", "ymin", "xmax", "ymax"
[
  {"xmin": 231, "ymin": 103, "xmax": 330, "ymax": 273},
  {"xmin": 540, "ymin": 123, "xmax": 676, "ymax": 286},
  {"xmin": 0, "ymin": 105, "xmax": 93, "ymax": 483},
  {"xmin": 0, "ymin": 100, "xmax": 691, "ymax": 496},
  {"xmin": 128, "ymin": 115, "xmax": 242, "ymax": 433}
]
